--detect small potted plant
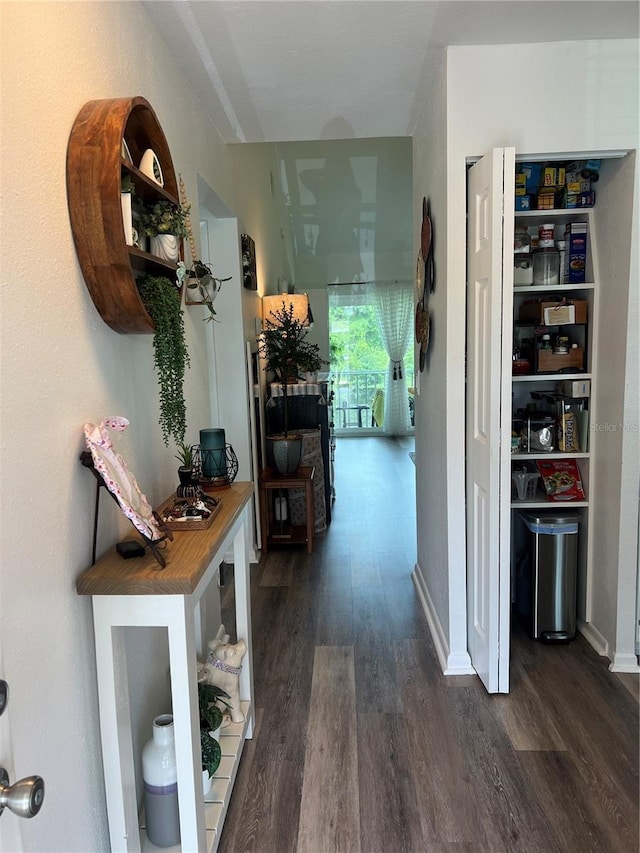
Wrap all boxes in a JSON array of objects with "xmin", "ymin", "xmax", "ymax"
[
  {"xmin": 198, "ymin": 683, "xmax": 231, "ymax": 793},
  {"xmin": 177, "ymin": 175, "xmax": 231, "ymax": 322},
  {"xmin": 140, "ymin": 200, "xmax": 189, "ymax": 261},
  {"xmin": 258, "ymin": 301, "xmax": 324, "ymax": 474},
  {"xmin": 174, "ymin": 441, "xmax": 194, "ymax": 486}
]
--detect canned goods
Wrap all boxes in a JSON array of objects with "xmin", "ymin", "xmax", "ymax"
[{"xmin": 538, "ymin": 224, "xmax": 555, "ymax": 248}]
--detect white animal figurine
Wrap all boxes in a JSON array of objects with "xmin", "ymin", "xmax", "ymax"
[{"xmin": 197, "ymin": 636, "xmax": 247, "ymax": 723}]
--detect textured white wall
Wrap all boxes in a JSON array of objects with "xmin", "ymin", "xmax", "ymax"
[{"xmin": 0, "ymin": 3, "xmax": 238, "ymax": 850}]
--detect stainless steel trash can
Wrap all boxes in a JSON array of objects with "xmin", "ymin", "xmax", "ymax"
[{"xmin": 517, "ymin": 511, "xmax": 581, "ymax": 642}]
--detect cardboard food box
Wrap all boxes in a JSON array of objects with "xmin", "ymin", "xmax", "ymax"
[
  {"xmin": 564, "ymin": 222, "xmax": 588, "ymax": 282},
  {"xmin": 559, "ymin": 379, "xmax": 591, "ymax": 398},
  {"xmin": 519, "ymin": 299, "xmax": 588, "ymax": 325},
  {"xmin": 536, "ymin": 189, "xmax": 558, "ymax": 210},
  {"xmin": 519, "ymin": 163, "xmax": 542, "ymax": 191},
  {"xmin": 515, "ymin": 195, "xmax": 532, "ymax": 211}
]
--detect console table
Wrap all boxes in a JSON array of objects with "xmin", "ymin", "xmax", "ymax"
[{"xmin": 76, "ymin": 482, "xmax": 254, "ymax": 853}]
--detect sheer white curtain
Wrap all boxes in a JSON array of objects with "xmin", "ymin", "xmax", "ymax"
[{"xmin": 370, "ymin": 280, "xmax": 413, "ymax": 435}]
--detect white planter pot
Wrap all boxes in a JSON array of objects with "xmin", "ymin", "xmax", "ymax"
[
  {"xmin": 120, "ymin": 192, "xmax": 133, "ymax": 245},
  {"xmin": 150, "ymin": 233, "xmax": 179, "ymax": 262}
]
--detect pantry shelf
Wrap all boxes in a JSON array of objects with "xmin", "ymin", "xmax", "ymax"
[
  {"xmin": 512, "ymin": 373, "xmax": 591, "ymax": 383},
  {"xmin": 512, "ymin": 452, "xmax": 589, "ymax": 461},
  {"xmin": 511, "ymin": 499, "xmax": 589, "ymax": 509},
  {"xmin": 514, "ymin": 283, "xmax": 594, "ymax": 294}
]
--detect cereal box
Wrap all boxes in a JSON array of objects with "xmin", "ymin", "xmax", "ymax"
[{"xmin": 564, "ymin": 222, "xmax": 588, "ymax": 283}]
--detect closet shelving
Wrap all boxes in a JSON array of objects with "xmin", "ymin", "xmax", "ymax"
[{"xmin": 510, "ymin": 206, "xmax": 598, "ymax": 510}]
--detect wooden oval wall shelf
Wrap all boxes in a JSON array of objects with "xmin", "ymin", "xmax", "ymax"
[{"xmin": 66, "ymin": 96, "xmax": 181, "ymax": 334}]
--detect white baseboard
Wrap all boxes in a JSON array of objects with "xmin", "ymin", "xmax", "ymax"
[
  {"xmin": 578, "ymin": 619, "xmax": 609, "ymax": 658},
  {"xmin": 412, "ymin": 564, "xmax": 474, "ymax": 676},
  {"xmin": 609, "ymin": 651, "xmax": 640, "ymax": 673},
  {"xmin": 573, "ymin": 622, "xmax": 640, "ymax": 673}
]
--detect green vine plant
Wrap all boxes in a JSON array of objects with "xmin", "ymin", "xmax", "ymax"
[{"xmin": 137, "ymin": 275, "xmax": 190, "ymax": 446}]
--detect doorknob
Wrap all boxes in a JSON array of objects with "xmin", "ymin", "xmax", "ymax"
[{"xmin": 0, "ymin": 767, "xmax": 45, "ymax": 819}]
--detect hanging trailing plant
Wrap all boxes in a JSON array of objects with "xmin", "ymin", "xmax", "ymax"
[{"xmin": 137, "ymin": 274, "xmax": 190, "ymax": 446}]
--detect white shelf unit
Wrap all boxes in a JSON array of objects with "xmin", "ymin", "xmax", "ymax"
[{"xmin": 77, "ymin": 483, "xmax": 254, "ymax": 853}]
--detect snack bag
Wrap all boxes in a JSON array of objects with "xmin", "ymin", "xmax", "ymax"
[
  {"xmin": 536, "ymin": 459, "xmax": 585, "ymax": 501},
  {"xmin": 558, "ymin": 411, "xmax": 580, "ymax": 452}
]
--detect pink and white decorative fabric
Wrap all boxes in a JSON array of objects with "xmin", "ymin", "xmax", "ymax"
[{"xmin": 83, "ymin": 417, "xmax": 162, "ymax": 541}]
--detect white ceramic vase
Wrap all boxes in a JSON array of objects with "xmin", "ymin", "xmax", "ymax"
[
  {"xmin": 142, "ymin": 714, "xmax": 180, "ymax": 848},
  {"xmin": 150, "ymin": 234, "xmax": 179, "ymax": 262}
]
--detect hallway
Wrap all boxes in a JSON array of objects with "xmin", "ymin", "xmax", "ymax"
[{"xmin": 219, "ymin": 437, "xmax": 638, "ymax": 853}]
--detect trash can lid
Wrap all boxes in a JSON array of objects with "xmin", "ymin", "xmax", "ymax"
[
  {"xmin": 520, "ymin": 511, "xmax": 582, "ymax": 526},
  {"xmin": 520, "ymin": 510, "xmax": 581, "ymax": 535}
]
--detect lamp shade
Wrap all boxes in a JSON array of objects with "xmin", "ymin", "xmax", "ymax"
[{"xmin": 262, "ymin": 293, "xmax": 310, "ymax": 327}]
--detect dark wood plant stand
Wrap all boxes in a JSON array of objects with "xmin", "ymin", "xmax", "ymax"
[{"xmin": 259, "ymin": 466, "xmax": 315, "ymax": 555}]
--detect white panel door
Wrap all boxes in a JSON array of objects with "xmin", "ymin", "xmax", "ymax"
[{"xmin": 466, "ymin": 147, "xmax": 515, "ymax": 693}]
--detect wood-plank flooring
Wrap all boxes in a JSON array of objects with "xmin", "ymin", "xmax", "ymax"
[{"xmin": 219, "ymin": 437, "xmax": 639, "ymax": 853}]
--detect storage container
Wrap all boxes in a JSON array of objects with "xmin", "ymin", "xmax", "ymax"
[
  {"xmin": 532, "ymin": 248, "xmax": 560, "ymax": 285},
  {"xmin": 519, "ymin": 299, "xmax": 587, "ymax": 325}
]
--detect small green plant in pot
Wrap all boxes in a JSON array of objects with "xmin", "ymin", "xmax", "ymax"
[
  {"xmin": 137, "ymin": 275, "xmax": 190, "ymax": 446},
  {"xmin": 140, "ymin": 200, "xmax": 189, "ymax": 263},
  {"xmin": 198, "ymin": 683, "xmax": 231, "ymax": 780},
  {"xmin": 175, "ymin": 441, "xmax": 194, "ymax": 485},
  {"xmin": 140, "ymin": 200, "xmax": 189, "ymax": 237},
  {"xmin": 177, "ymin": 176, "xmax": 231, "ymax": 322}
]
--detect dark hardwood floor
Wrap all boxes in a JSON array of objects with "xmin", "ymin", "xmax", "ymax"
[{"xmin": 219, "ymin": 436, "xmax": 639, "ymax": 853}]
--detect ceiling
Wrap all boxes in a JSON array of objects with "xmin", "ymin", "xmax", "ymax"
[{"xmin": 144, "ymin": 1, "xmax": 639, "ymax": 143}]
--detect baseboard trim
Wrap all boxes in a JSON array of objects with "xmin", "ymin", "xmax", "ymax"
[
  {"xmin": 412, "ymin": 564, "xmax": 474, "ymax": 676},
  {"xmin": 609, "ymin": 652, "xmax": 640, "ymax": 673},
  {"xmin": 578, "ymin": 619, "xmax": 609, "ymax": 658}
]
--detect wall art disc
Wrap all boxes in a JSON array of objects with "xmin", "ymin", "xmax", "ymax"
[
  {"xmin": 415, "ymin": 249, "xmax": 425, "ymax": 304},
  {"xmin": 421, "ymin": 196, "xmax": 432, "ymax": 260}
]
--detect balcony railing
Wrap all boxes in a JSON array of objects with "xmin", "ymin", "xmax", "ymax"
[{"xmin": 330, "ymin": 369, "xmax": 415, "ymax": 430}]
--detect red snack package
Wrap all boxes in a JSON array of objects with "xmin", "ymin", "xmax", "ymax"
[{"xmin": 536, "ymin": 459, "xmax": 585, "ymax": 501}]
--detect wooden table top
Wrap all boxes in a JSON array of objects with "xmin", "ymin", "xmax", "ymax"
[{"xmin": 76, "ymin": 481, "xmax": 252, "ymax": 597}]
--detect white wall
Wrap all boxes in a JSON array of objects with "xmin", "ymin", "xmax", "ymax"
[
  {"xmin": 0, "ymin": 3, "xmax": 240, "ymax": 849},
  {"xmin": 418, "ymin": 39, "xmax": 639, "ymax": 671},
  {"xmin": 411, "ymin": 50, "xmax": 473, "ymax": 674},
  {"xmin": 591, "ymin": 153, "xmax": 640, "ymax": 669}
]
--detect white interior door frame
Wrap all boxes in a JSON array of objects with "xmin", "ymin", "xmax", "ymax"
[{"xmin": 466, "ymin": 147, "xmax": 515, "ymax": 694}]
